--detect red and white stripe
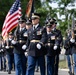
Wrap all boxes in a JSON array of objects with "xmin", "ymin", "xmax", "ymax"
[{"xmin": 2, "ymin": 7, "xmax": 21, "ymax": 39}]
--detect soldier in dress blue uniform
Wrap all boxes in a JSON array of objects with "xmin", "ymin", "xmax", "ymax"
[
  {"xmin": 11, "ymin": 16, "xmax": 27, "ymax": 75},
  {"xmin": 50, "ymin": 19, "xmax": 63, "ymax": 75},
  {"xmin": 52, "ymin": 19, "xmax": 62, "ymax": 75},
  {"xmin": 45, "ymin": 19, "xmax": 56, "ymax": 75},
  {"xmin": 4, "ymin": 32, "xmax": 14, "ymax": 74},
  {"xmin": 47, "ymin": 18, "xmax": 62, "ymax": 75},
  {"xmin": 25, "ymin": 13, "xmax": 47, "ymax": 75}
]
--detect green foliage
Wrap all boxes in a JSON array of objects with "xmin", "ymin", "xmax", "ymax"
[
  {"xmin": 0, "ymin": 0, "xmax": 14, "ymax": 31},
  {"xmin": 36, "ymin": 7, "xmax": 49, "ymax": 25}
]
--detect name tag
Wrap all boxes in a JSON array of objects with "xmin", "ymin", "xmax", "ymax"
[{"xmin": 51, "ymin": 36, "xmax": 55, "ymax": 40}]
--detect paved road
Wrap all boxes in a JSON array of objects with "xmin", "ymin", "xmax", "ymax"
[{"xmin": 0, "ymin": 69, "xmax": 69, "ymax": 75}]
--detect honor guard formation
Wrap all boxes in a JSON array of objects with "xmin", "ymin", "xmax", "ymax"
[{"xmin": 0, "ymin": 12, "xmax": 76, "ymax": 75}]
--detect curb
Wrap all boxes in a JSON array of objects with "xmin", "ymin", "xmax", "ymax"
[{"xmin": 59, "ymin": 68, "xmax": 69, "ymax": 71}]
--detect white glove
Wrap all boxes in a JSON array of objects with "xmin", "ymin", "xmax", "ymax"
[
  {"xmin": 22, "ymin": 45, "xmax": 27, "ymax": 50},
  {"xmin": 36, "ymin": 43, "xmax": 41, "ymax": 50},
  {"xmin": 5, "ymin": 46, "xmax": 9, "ymax": 49},
  {"xmin": 70, "ymin": 38, "xmax": 75, "ymax": 43},
  {"xmin": 1, "ymin": 49, "xmax": 3, "ymax": 52},
  {"xmin": 11, "ymin": 40, "xmax": 16, "ymax": 45},
  {"xmin": 24, "ymin": 52, "xmax": 28, "ymax": 57},
  {"xmin": 0, "ymin": 49, "xmax": 3, "ymax": 52},
  {"xmin": 53, "ymin": 45, "xmax": 58, "ymax": 50}
]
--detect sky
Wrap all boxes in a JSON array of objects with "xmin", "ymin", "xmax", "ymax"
[
  {"xmin": 49, "ymin": 2, "xmax": 76, "ymax": 20},
  {"xmin": 41, "ymin": 0, "xmax": 76, "ymax": 10},
  {"xmin": 49, "ymin": 2, "xmax": 76, "ymax": 10}
]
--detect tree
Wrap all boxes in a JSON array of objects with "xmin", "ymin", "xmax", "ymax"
[{"xmin": 0, "ymin": 0, "xmax": 14, "ymax": 32}]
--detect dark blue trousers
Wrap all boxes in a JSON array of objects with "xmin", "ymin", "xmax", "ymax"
[
  {"xmin": 26, "ymin": 56, "xmax": 45, "ymax": 75},
  {"xmin": 46, "ymin": 56, "xmax": 55, "ymax": 75},
  {"xmin": 54, "ymin": 54, "xmax": 59, "ymax": 75},
  {"xmin": 14, "ymin": 53, "xmax": 27, "ymax": 75},
  {"xmin": 6, "ymin": 54, "xmax": 14, "ymax": 71}
]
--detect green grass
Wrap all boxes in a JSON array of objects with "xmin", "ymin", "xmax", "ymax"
[{"xmin": 59, "ymin": 60, "xmax": 68, "ymax": 69}]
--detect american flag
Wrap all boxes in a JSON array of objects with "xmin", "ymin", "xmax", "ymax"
[{"xmin": 2, "ymin": 0, "xmax": 21, "ymax": 39}]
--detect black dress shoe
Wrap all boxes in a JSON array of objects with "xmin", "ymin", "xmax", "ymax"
[{"xmin": 8, "ymin": 70, "xmax": 11, "ymax": 74}]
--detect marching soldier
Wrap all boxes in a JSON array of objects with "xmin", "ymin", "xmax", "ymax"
[
  {"xmin": 52, "ymin": 19, "xmax": 63, "ymax": 75},
  {"xmin": 4, "ymin": 32, "xmax": 14, "ymax": 74},
  {"xmin": 45, "ymin": 18, "xmax": 62, "ymax": 75},
  {"xmin": 45, "ymin": 19, "xmax": 56, "ymax": 75},
  {"xmin": 11, "ymin": 16, "xmax": 27, "ymax": 75},
  {"xmin": 25, "ymin": 13, "xmax": 47, "ymax": 75}
]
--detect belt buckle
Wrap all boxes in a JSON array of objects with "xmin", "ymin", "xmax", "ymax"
[
  {"xmin": 10, "ymin": 46, "xmax": 13, "ymax": 48},
  {"xmin": 31, "ymin": 40, "xmax": 34, "ymax": 42}
]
